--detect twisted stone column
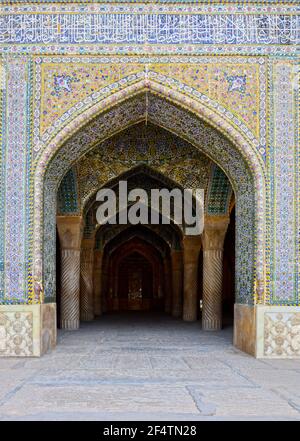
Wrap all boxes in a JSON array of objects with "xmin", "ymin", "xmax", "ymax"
[
  {"xmin": 93, "ymin": 249, "xmax": 103, "ymax": 317},
  {"xmin": 80, "ymin": 238, "xmax": 95, "ymax": 322},
  {"xmin": 60, "ymin": 248, "xmax": 81, "ymax": 329},
  {"xmin": 171, "ymin": 249, "xmax": 183, "ymax": 318},
  {"xmin": 164, "ymin": 257, "xmax": 172, "ymax": 314},
  {"xmin": 202, "ymin": 216, "xmax": 229, "ymax": 331},
  {"xmin": 57, "ymin": 216, "xmax": 84, "ymax": 330},
  {"xmin": 183, "ymin": 236, "xmax": 202, "ymax": 322}
]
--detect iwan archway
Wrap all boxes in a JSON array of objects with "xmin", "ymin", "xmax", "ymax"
[{"xmin": 32, "ymin": 83, "xmax": 266, "ymax": 357}]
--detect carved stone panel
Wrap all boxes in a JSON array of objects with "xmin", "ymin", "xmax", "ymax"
[
  {"xmin": 0, "ymin": 310, "xmax": 33, "ymax": 356},
  {"xmin": 256, "ymin": 306, "xmax": 300, "ymax": 359},
  {"xmin": 264, "ymin": 312, "xmax": 300, "ymax": 358}
]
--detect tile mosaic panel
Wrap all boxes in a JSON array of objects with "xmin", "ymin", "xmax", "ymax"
[
  {"xmin": 4, "ymin": 59, "xmax": 28, "ymax": 303},
  {"xmin": 63, "ymin": 123, "xmax": 212, "ymax": 213},
  {"xmin": 0, "ymin": 10, "xmax": 298, "ymax": 47},
  {"xmin": 58, "ymin": 123, "xmax": 233, "ymax": 221},
  {"xmin": 0, "ymin": 60, "xmax": 6, "ymax": 302},
  {"xmin": 33, "ymin": 57, "xmax": 266, "ymax": 161},
  {"xmin": 39, "ymin": 63, "xmax": 144, "ymax": 136},
  {"xmin": 57, "ymin": 168, "xmax": 79, "ymax": 215},
  {"xmin": 0, "ymin": 2, "xmax": 298, "ymax": 59},
  {"xmin": 269, "ymin": 62, "xmax": 298, "ymax": 304},
  {"xmin": 207, "ymin": 164, "xmax": 232, "ymax": 215}
]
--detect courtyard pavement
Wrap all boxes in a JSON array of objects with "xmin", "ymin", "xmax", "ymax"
[{"xmin": 0, "ymin": 312, "xmax": 300, "ymax": 421}]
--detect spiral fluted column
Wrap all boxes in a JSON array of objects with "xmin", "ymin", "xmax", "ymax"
[
  {"xmin": 171, "ymin": 249, "xmax": 183, "ymax": 318},
  {"xmin": 60, "ymin": 248, "xmax": 81, "ymax": 329},
  {"xmin": 57, "ymin": 216, "xmax": 84, "ymax": 330},
  {"xmin": 202, "ymin": 216, "xmax": 229, "ymax": 331},
  {"xmin": 202, "ymin": 249, "xmax": 223, "ymax": 330},
  {"xmin": 93, "ymin": 249, "xmax": 103, "ymax": 317},
  {"xmin": 183, "ymin": 236, "xmax": 202, "ymax": 322},
  {"xmin": 80, "ymin": 238, "xmax": 95, "ymax": 322}
]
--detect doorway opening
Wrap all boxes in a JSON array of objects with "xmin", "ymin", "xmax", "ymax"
[{"xmin": 55, "ymin": 122, "xmax": 235, "ymax": 332}]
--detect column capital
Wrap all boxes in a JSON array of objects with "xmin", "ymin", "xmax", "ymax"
[
  {"xmin": 202, "ymin": 216, "xmax": 229, "ymax": 251},
  {"xmin": 57, "ymin": 215, "xmax": 84, "ymax": 250},
  {"xmin": 204, "ymin": 215, "xmax": 230, "ymax": 230}
]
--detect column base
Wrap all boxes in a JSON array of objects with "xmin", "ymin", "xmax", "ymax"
[
  {"xmin": 183, "ymin": 312, "xmax": 197, "ymax": 322},
  {"xmin": 61, "ymin": 319, "xmax": 80, "ymax": 330},
  {"xmin": 202, "ymin": 319, "xmax": 221, "ymax": 331}
]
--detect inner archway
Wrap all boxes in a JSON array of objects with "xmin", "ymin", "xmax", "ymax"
[
  {"xmin": 55, "ymin": 121, "xmax": 237, "ymax": 336},
  {"xmin": 38, "ymin": 84, "xmax": 265, "ymax": 355},
  {"xmin": 117, "ymin": 251, "xmax": 154, "ymax": 311},
  {"xmin": 107, "ymin": 239, "xmax": 161, "ymax": 312}
]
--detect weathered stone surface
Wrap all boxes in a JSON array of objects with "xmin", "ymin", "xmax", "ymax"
[
  {"xmin": 41, "ymin": 304, "xmax": 56, "ymax": 355},
  {"xmin": 234, "ymin": 303, "xmax": 256, "ymax": 356}
]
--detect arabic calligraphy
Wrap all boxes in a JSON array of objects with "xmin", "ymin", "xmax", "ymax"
[{"xmin": 0, "ymin": 14, "xmax": 298, "ymax": 45}]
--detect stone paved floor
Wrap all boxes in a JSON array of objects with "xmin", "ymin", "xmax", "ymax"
[{"xmin": 0, "ymin": 312, "xmax": 300, "ymax": 421}]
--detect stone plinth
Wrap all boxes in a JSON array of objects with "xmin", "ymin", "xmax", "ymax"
[
  {"xmin": 234, "ymin": 303, "xmax": 256, "ymax": 356},
  {"xmin": 0, "ymin": 304, "xmax": 56, "ymax": 357}
]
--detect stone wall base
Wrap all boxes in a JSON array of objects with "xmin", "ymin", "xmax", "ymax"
[
  {"xmin": 234, "ymin": 303, "xmax": 256, "ymax": 356},
  {"xmin": 234, "ymin": 304, "xmax": 300, "ymax": 358},
  {"xmin": 1, "ymin": 303, "xmax": 300, "ymax": 358},
  {"xmin": 0, "ymin": 304, "xmax": 56, "ymax": 357}
]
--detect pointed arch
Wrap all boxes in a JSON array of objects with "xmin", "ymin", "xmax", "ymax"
[{"xmin": 31, "ymin": 80, "xmax": 266, "ymax": 306}]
